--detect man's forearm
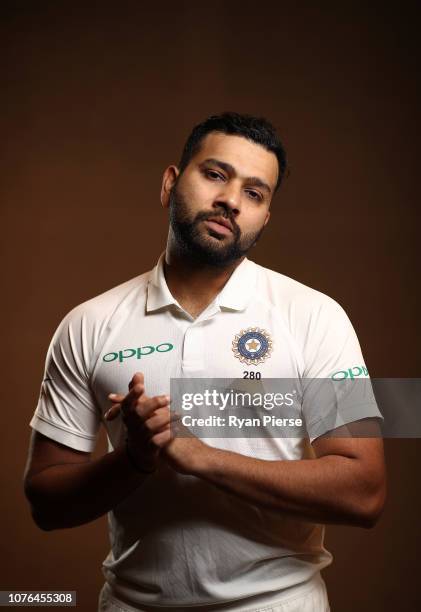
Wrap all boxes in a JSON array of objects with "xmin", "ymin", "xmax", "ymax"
[
  {"xmin": 193, "ymin": 448, "xmax": 383, "ymax": 528},
  {"xmin": 25, "ymin": 445, "xmax": 152, "ymax": 530}
]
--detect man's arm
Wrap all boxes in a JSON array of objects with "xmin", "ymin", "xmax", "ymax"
[
  {"xmin": 23, "ymin": 375, "xmax": 172, "ymax": 531},
  {"xmin": 23, "ymin": 431, "xmax": 150, "ymax": 530},
  {"xmin": 166, "ymin": 419, "xmax": 386, "ymax": 528}
]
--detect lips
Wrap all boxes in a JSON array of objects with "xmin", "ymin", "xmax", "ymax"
[{"xmin": 206, "ymin": 216, "xmax": 233, "ymax": 232}]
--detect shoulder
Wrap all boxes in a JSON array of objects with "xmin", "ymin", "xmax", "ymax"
[
  {"xmin": 253, "ymin": 263, "xmax": 365, "ymax": 377},
  {"xmin": 254, "ymin": 261, "xmax": 345, "ymax": 320},
  {"xmin": 52, "ymin": 271, "xmax": 150, "ymax": 342}
]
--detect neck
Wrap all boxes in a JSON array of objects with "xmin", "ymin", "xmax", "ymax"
[{"xmin": 163, "ymin": 240, "xmax": 245, "ymax": 318}]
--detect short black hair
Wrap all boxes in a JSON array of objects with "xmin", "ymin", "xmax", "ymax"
[{"xmin": 178, "ymin": 112, "xmax": 288, "ymax": 193}]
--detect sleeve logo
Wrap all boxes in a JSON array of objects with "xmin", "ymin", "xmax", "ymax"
[{"xmin": 331, "ymin": 365, "xmax": 369, "ymax": 380}]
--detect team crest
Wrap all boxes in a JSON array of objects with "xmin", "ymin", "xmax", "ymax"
[{"xmin": 232, "ymin": 327, "xmax": 273, "ymax": 365}]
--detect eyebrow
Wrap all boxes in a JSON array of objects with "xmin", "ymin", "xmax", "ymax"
[{"xmin": 199, "ymin": 158, "xmax": 273, "ymax": 195}]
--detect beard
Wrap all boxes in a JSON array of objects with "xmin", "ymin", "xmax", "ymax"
[{"xmin": 168, "ymin": 183, "xmax": 267, "ymax": 267}]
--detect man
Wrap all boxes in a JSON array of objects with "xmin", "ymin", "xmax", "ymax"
[{"xmin": 24, "ymin": 112, "xmax": 386, "ymax": 612}]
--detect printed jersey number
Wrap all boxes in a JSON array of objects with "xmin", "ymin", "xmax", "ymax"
[{"xmin": 243, "ymin": 371, "xmax": 261, "ymax": 380}]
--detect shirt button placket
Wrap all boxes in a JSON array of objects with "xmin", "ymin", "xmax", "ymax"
[{"xmin": 181, "ymin": 323, "xmax": 205, "ymax": 375}]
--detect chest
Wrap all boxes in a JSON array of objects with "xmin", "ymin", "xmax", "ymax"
[{"xmin": 90, "ymin": 306, "xmax": 302, "ymax": 414}]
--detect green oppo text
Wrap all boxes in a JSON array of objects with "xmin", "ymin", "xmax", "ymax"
[{"xmin": 103, "ymin": 343, "xmax": 174, "ymax": 363}]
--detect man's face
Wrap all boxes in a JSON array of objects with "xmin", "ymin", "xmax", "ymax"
[{"xmin": 166, "ymin": 132, "xmax": 278, "ymax": 267}]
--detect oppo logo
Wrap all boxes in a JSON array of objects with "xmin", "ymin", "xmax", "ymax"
[
  {"xmin": 103, "ymin": 343, "xmax": 174, "ymax": 363},
  {"xmin": 331, "ymin": 365, "xmax": 369, "ymax": 380}
]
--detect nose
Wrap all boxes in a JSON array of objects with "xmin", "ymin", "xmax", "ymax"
[{"xmin": 213, "ymin": 182, "xmax": 241, "ymax": 217}]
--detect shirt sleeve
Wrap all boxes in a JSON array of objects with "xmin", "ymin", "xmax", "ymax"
[
  {"xmin": 299, "ymin": 295, "xmax": 383, "ymax": 443},
  {"xmin": 29, "ymin": 306, "xmax": 101, "ymax": 452}
]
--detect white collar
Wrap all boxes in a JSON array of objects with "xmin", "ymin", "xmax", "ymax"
[{"xmin": 146, "ymin": 251, "xmax": 257, "ymax": 314}]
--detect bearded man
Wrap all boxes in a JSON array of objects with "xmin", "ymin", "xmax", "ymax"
[{"xmin": 24, "ymin": 112, "xmax": 385, "ymax": 612}]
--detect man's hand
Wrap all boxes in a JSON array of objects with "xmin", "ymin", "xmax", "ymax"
[
  {"xmin": 158, "ymin": 432, "xmax": 213, "ymax": 476},
  {"xmin": 105, "ymin": 373, "xmax": 212, "ymax": 475},
  {"xmin": 105, "ymin": 372, "xmax": 176, "ymax": 472}
]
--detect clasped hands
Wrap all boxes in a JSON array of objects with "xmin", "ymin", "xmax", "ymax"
[{"xmin": 104, "ymin": 372, "xmax": 209, "ymax": 475}]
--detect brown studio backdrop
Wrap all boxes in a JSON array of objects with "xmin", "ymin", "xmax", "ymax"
[{"xmin": 1, "ymin": 2, "xmax": 420, "ymax": 611}]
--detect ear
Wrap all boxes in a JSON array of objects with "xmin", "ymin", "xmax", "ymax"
[
  {"xmin": 263, "ymin": 210, "xmax": 271, "ymax": 227},
  {"xmin": 161, "ymin": 165, "xmax": 180, "ymax": 209}
]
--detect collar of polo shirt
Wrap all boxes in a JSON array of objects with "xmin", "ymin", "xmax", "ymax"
[{"xmin": 146, "ymin": 251, "xmax": 257, "ymax": 314}]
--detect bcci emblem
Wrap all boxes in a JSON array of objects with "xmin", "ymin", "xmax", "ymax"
[{"xmin": 232, "ymin": 327, "xmax": 273, "ymax": 366}]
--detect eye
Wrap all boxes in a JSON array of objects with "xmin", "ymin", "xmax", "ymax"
[
  {"xmin": 204, "ymin": 169, "xmax": 224, "ymax": 181},
  {"xmin": 246, "ymin": 189, "xmax": 263, "ymax": 202}
]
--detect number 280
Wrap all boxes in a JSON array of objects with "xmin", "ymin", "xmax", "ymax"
[{"xmin": 243, "ymin": 371, "xmax": 261, "ymax": 379}]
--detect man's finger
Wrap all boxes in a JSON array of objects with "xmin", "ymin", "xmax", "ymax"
[
  {"xmin": 105, "ymin": 386, "xmax": 144, "ymax": 421},
  {"xmin": 136, "ymin": 395, "xmax": 171, "ymax": 421},
  {"xmin": 143, "ymin": 405, "xmax": 178, "ymax": 433},
  {"xmin": 108, "ymin": 393, "xmax": 125, "ymax": 403},
  {"xmin": 119, "ymin": 383, "xmax": 146, "ymax": 421},
  {"xmin": 106, "ymin": 390, "xmax": 171, "ymax": 426},
  {"xmin": 129, "ymin": 372, "xmax": 144, "ymax": 391},
  {"xmin": 104, "ymin": 402, "xmax": 121, "ymax": 421},
  {"xmin": 151, "ymin": 427, "xmax": 172, "ymax": 448},
  {"xmin": 127, "ymin": 383, "xmax": 145, "ymax": 399}
]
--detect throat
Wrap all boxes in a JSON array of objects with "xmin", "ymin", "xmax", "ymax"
[
  {"xmin": 163, "ymin": 251, "xmax": 245, "ymax": 319},
  {"xmin": 175, "ymin": 294, "xmax": 216, "ymax": 319}
]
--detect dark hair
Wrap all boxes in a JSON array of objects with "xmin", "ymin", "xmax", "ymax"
[{"xmin": 178, "ymin": 112, "xmax": 288, "ymax": 192}]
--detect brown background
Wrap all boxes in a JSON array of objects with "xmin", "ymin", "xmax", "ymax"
[{"xmin": 1, "ymin": 1, "xmax": 420, "ymax": 610}]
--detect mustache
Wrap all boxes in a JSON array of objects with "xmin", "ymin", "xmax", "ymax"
[{"xmin": 194, "ymin": 209, "xmax": 240, "ymax": 234}]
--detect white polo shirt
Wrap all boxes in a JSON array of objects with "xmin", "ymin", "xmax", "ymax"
[{"xmin": 30, "ymin": 252, "xmax": 381, "ymax": 610}]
